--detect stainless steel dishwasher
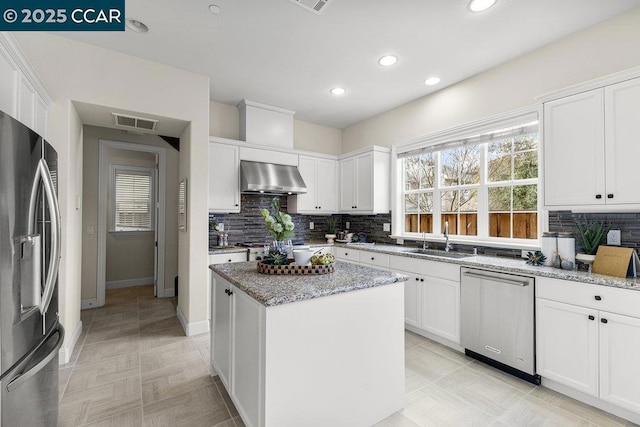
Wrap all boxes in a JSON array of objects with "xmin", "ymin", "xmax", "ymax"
[{"xmin": 460, "ymin": 267, "xmax": 540, "ymax": 384}]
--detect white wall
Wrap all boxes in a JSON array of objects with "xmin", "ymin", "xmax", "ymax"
[
  {"xmin": 342, "ymin": 7, "xmax": 640, "ymax": 152},
  {"xmin": 210, "ymin": 100, "xmax": 342, "ymax": 155},
  {"xmin": 13, "ymin": 33, "xmax": 210, "ymax": 355}
]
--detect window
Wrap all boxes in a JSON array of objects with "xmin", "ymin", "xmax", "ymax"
[
  {"xmin": 111, "ymin": 166, "xmax": 155, "ymax": 232},
  {"xmin": 399, "ymin": 119, "xmax": 539, "ymax": 244}
]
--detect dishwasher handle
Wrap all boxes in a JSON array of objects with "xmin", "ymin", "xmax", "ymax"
[{"xmin": 462, "ymin": 271, "xmax": 530, "ymax": 287}]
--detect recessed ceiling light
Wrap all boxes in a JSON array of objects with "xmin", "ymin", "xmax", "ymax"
[
  {"xmin": 468, "ymin": 0, "xmax": 497, "ymax": 12},
  {"xmin": 378, "ymin": 55, "xmax": 398, "ymax": 66},
  {"xmin": 126, "ymin": 19, "xmax": 148, "ymax": 33},
  {"xmin": 330, "ymin": 87, "xmax": 346, "ymax": 96},
  {"xmin": 424, "ymin": 77, "xmax": 441, "ymax": 86},
  {"xmin": 208, "ymin": 4, "xmax": 222, "ymax": 14}
]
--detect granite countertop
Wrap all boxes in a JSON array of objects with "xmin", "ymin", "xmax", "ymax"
[
  {"xmin": 209, "ymin": 261, "xmax": 408, "ymax": 307},
  {"xmin": 333, "ymin": 243, "xmax": 640, "ymax": 291},
  {"xmin": 208, "ymin": 246, "xmax": 248, "ymax": 255}
]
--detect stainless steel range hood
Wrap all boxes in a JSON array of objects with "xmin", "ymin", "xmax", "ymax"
[{"xmin": 240, "ymin": 160, "xmax": 307, "ymax": 195}]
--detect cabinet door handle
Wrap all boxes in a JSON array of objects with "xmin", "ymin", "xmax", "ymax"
[
  {"xmin": 420, "ymin": 278, "xmax": 424, "ymax": 282},
  {"xmin": 601, "ymin": 318, "xmax": 608, "ymax": 324},
  {"xmin": 235, "ymin": 204, "xmax": 239, "ymax": 207},
  {"xmin": 607, "ymin": 194, "xmax": 614, "ymax": 199},
  {"xmin": 588, "ymin": 315, "xmax": 595, "ymax": 320},
  {"xmin": 595, "ymin": 194, "xmax": 602, "ymax": 199},
  {"xmin": 345, "ymin": 253, "xmax": 349, "ymax": 256},
  {"xmin": 415, "ymin": 277, "xmax": 419, "ymax": 281},
  {"xmin": 595, "ymin": 295, "xmax": 602, "ymax": 301},
  {"xmin": 224, "ymin": 288, "xmax": 230, "ymax": 295},
  {"xmin": 371, "ymin": 257, "xmax": 375, "ymax": 261}
]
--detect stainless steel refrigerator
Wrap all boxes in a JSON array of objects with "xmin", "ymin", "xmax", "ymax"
[{"xmin": 0, "ymin": 109, "xmax": 64, "ymax": 425}]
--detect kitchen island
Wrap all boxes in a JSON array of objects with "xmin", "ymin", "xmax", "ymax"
[{"xmin": 209, "ymin": 261, "xmax": 407, "ymax": 427}]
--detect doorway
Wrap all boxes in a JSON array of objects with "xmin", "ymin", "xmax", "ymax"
[{"xmin": 96, "ymin": 139, "xmax": 167, "ymax": 306}]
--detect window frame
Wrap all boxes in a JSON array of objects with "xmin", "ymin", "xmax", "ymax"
[
  {"xmin": 109, "ymin": 165, "xmax": 156, "ymax": 234},
  {"xmin": 392, "ymin": 108, "xmax": 544, "ymax": 250}
]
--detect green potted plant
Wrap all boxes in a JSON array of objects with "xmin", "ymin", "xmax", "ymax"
[
  {"xmin": 325, "ymin": 217, "xmax": 338, "ymax": 243},
  {"xmin": 574, "ymin": 220, "xmax": 611, "ymax": 271},
  {"xmin": 260, "ymin": 198, "xmax": 295, "ymax": 264}
]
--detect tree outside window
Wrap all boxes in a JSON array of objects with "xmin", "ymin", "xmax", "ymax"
[{"xmin": 400, "ymin": 121, "xmax": 538, "ymax": 242}]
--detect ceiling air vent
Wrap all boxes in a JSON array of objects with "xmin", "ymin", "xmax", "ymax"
[
  {"xmin": 112, "ymin": 113, "xmax": 158, "ymax": 132},
  {"xmin": 289, "ymin": 0, "xmax": 331, "ymax": 15}
]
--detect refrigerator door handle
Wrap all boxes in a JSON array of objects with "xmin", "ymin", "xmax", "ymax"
[
  {"xmin": 27, "ymin": 158, "xmax": 61, "ymax": 315},
  {"xmin": 5, "ymin": 323, "xmax": 64, "ymax": 393}
]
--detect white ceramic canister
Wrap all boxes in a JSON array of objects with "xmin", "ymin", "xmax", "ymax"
[
  {"xmin": 557, "ymin": 232, "xmax": 576, "ymax": 266},
  {"xmin": 541, "ymin": 232, "xmax": 558, "ymax": 266}
]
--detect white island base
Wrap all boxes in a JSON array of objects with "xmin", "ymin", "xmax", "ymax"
[{"xmin": 210, "ymin": 272, "xmax": 405, "ymax": 427}]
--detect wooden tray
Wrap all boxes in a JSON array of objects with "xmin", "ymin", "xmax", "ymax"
[{"xmin": 257, "ymin": 260, "xmax": 335, "ymax": 275}]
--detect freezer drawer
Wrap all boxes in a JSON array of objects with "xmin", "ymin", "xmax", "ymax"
[
  {"xmin": 460, "ymin": 267, "xmax": 536, "ymax": 377},
  {"xmin": 1, "ymin": 324, "xmax": 64, "ymax": 427}
]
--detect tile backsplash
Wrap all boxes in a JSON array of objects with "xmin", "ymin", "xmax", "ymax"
[
  {"xmin": 549, "ymin": 210, "xmax": 640, "ymax": 253},
  {"xmin": 209, "ymin": 194, "xmax": 393, "ymax": 247}
]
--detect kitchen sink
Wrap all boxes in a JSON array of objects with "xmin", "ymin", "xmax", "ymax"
[{"xmin": 403, "ymin": 248, "xmax": 474, "ymax": 259}]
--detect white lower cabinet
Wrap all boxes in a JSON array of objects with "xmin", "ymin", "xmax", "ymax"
[
  {"xmin": 421, "ymin": 275, "xmax": 460, "ymax": 343},
  {"xmin": 403, "ymin": 273, "xmax": 422, "ymax": 329},
  {"xmin": 599, "ymin": 311, "xmax": 640, "ymax": 413},
  {"xmin": 207, "ymin": 252, "xmax": 248, "ymax": 322},
  {"xmin": 389, "ymin": 255, "xmax": 460, "ymax": 344},
  {"xmin": 536, "ymin": 298, "xmax": 599, "ymax": 396},
  {"xmin": 536, "ymin": 277, "xmax": 640, "ymax": 416},
  {"xmin": 211, "ymin": 276, "xmax": 262, "ymax": 426}
]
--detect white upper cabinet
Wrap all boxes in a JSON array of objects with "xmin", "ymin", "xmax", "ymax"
[
  {"xmin": 544, "ymin": 89, "xmax": 605, "ymax": 207},
  {"xmin": 288, "ymin": 155, "xmax": 338, "ymax": 214},
  {"xmin": 604, "ymin": 78, "xmax": 640, "ymax": 205},
  {"xmin": 543, "ymin": 75, "xmax": 640, "ymax": 209},
  {"xmin": 0, "ymin": 34, "xmax": 50, "ymax": 138},
  {"xmin": 208, "ymin": 143, "xmax": 241, "ymax": 212},
  {"xmin": 0, "ymin": 45, "xmax": 18, "ymax": 119},
  {"xmin": 339, "ymin": 147, "xmax": 390, "ymax": 214}
]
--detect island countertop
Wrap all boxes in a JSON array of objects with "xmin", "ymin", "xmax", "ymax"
[{"xmin": 209, "ymin": 260, "xmax": 408, "ymax": 307}]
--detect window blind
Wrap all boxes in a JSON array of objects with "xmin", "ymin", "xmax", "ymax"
[{"xmin": 114, "ymin": 169, "xmax": 153, "ymax": 230}]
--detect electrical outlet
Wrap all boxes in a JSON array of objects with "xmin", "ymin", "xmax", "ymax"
[
  {"xmin": 383, "ymin": 223, "xmax": 391, "ymax": 232},
  {"xmin": 345, "ymin": 221, "xmax": 350, "ymax": 229},
  {"xmin": 607, "ymin": 229, "xmax": 621, "ymax": 246},
  {"xmin": 218, "ymin": 223, "xmax": 224, "ymax": 231},
  {"xmin": 87, "ymin": 226, "xmax": 94, "ymax": 235},
  {"xmin": 309, "ymin": 222, "xmax": 314, "ymax": 230}
]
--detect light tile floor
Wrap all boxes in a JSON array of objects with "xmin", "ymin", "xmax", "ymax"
[{"xmin": 62, "ymin": 285, "xmax": 637, "ymax": 426}]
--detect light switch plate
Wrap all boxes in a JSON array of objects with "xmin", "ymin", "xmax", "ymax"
[{"xmin": 607, "ymin": 229, "xmax": 621, "ymax": 246}]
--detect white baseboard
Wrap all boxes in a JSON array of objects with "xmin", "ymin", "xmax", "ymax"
[
  {"xmin": 106, "ymin": 277, "xmax": 154, "ymax": 290},
  {"xmin": 542, "ymin": 378, "xmax": 640, "ymax": 425},
  {"xmin": 59, "ymin": 320, "xmax": 82, "ymax": 365},
  {"xmin": 81, "ymin": 298, "xmax": 98, "ymax": 309},
  {"xmin": 405, "ymin": 324, "xmax": 465, "ymax": 353},
  {"xmin": 176, "ymin": 305, "xmax": 209, "ymax": 336}
]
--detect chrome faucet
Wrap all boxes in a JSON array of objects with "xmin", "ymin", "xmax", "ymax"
[
  {"xmin": 422, "ymin": 232, "xmax": 428, "ymax": 250},
  {"xmin": 444, "ymin": 221, "xmax": 452, "ymax": 252}
]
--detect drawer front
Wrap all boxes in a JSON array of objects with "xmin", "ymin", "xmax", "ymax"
[
  {"xmin": 335, "ymin": 247, "xmax": 360, "ymax": 263},
  {"xmin": 358, "ymin": 251, "xmax": 390, "ymax": 269},
  {"xmin": 389, "ymin": 255, "xmax": 460, "ymax": 281},
  {"xmin": 209, "ymin": 251, "xmax": 247, "ymax": 264},
  {"xmin": 536, "ymin": 277, "xmax": 640, "ymax": 318}
]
